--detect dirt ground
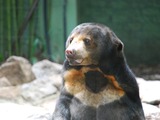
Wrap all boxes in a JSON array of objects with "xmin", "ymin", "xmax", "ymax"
[{"xmin": 131, "ymin": 65, "xmax": 160, "ymax": 80}]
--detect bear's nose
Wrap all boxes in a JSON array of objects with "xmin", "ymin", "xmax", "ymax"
[{"xmin": 65, "ymin": 49, "xmax": 75, "ymax": 58}]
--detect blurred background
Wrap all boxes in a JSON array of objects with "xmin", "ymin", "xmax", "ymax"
[
  {"xmin": 0, "ymin": 1, "xmax": 160, "ymax": 119},
  {"xmin": 0, "ymin": 0, "xmax": 160, "ymax": 78}
]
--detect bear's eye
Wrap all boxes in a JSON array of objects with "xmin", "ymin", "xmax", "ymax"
[
  {"xmin": 83, "ymin": 38, "xmax": 91, "ymax": 46},
  {"xmin": 69, "ymin": 38, "xmax": 73, "ymax": 43}
]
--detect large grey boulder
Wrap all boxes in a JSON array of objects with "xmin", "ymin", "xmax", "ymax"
[
  {"xmin": 32, "ymin": 60, "xmax": 62, "ymax": 77},
  {"xmin": 32, "ymin": 60, "xmax": 63, "ymax": 89},
  {"xmin": 0, "ymin": 56, "xmax": 35, "ymax": 86},
  {"xmin": 21, "ymin": 78, "xmax": 57, "ymax": 103}
]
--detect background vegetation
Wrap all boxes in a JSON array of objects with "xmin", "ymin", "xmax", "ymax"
[
  {"xmin": 0, "ymin": 0, "xmax": 65, "ymax": 63},
  {"xmin": 78, "ymin": 0, "xmax": 160, "ymax": 66},
  {"xmin": 0, "ymin": 0, "xmax": 160, "ymax": 66}
]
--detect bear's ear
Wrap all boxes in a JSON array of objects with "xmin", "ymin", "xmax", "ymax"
[
  {"xmin": 116, "ymin": 40, "xmax": 124, "ymax": 51},
  {"xmin": 110, "ymin": 31, "xmax": 124, "ymax": 52}
]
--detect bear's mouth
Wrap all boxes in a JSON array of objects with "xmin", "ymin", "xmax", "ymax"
[{"xmin": 67, "ymin": 58, "xmax": 84, "ymax": 66}]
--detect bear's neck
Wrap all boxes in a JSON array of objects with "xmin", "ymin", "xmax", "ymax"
[
  {"xmin": 64, "ymin": 56, "xmax": 133, "ymax": 78},
  {"xmin": 99, "ymin": 55, "xmax": 131, "ymax": 77}
]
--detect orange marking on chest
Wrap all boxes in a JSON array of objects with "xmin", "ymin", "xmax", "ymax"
[
  {"xmin": 63, "ymin": 69, "xmax": 85, "ymax": 95},
  {"xmin": 63, "ymin": 67, "xmax": 101, "ymax": 94},
  {"xmin": 104, "ymin": 75, "xmax": 125, "ymax": 96}
]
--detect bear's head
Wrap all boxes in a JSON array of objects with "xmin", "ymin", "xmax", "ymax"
[{"xmin": 65, "ymin": 23, "xmax": 124, "ymax": 66}]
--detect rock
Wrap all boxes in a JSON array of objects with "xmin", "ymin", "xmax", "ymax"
[
  {"xmin": 142, "ymin": 103, "xmax": 160, "ymax": 120},
  {"xmin": 39, "ymin": 94, "xmax": 59, "ymax": 113},
  {"xmin": 0, "ymin": 77, "xmax": 11, "ymax": 87},
  {"xmin": 137, "ymin": 78, "xmax": 160, "ymax": 105},
  {"xmin": 0, "ymin": 86, "xmax": 21, "ymax": 101},
  {"xmin": 0, "ymin": 78, "xmax": 59, "ymax": 104},
  {"xmin": 26, "ymin": 113, "xmax": 52, "ymax": 120},
  {"xmin": 0, "ymin": 59, "xmax": 62, "ymax": 104},
  {"xmin": 145, "ymin": 113, "xmax": 160, "ymax": 120},
  {"xmin": 19, "ymin": 60, "xmax": 63, "ymax": 103},
  {"xmin": 143, "ymin": 103, "xmax": 160, "ymax": 115},
  {"xmin": 0, "ymin": 56, "xmax": 35, "ymax": 86},
  {"xmin": 32, "ymin": 60, "xmax": 62, "ymax": 78},
  {"xmin": 21, "ymin": 78, "xmax": 57, "ymax": 103},
  {"xmin": 32, "ymin": 60, "xmax": 63, "ymax": 89},
  {"xmin": 0, "ymin": 102, "xmax": 52, "ymax": 120},
  {"xmin": 48, "ymin": 74, "xmax": 62, "ymax": 90}
]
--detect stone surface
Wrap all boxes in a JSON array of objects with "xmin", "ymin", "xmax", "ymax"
[
  {"xmin": 0, "ymin": 57, "xmax": 160, "ymax": 120},
  {"xmin": 0, "ymin": 56, "xmax": 35, "ymax": 86},
  {"xmin": 143, "ymin": 103, "xmax": 160, "ymax": 115},
  {"xmin": 143, "ymin": 103, "xmax": 160, "ymax": 120},
  {"xmin": 0, "ymin": 77, "xmax": 11, "ymax": 87},
  {"xmin": 0, "ymin": 86, "xmax": 21, "ymax": 101},
  {"xmin": 32, "ymin": 59, "xmax": 62, "ymax": 78},
  {"xmin": 0, "ymin": 59, "xmax": 62, "ymax": 104},
  {"xmin": 146, "ymin": 113, "xmax": 160, "ymax": 120},
  {"xmin": 0, "ymin": 102, "xmax": 52, "ymax": 120},
  {"xmin": 26, "ymin": 113, "xmax": 52, "ymax": 120},
  {"xmin": 32, "ymin": 59, "xmax": 63, "ymax": 89},
  {"xmin": 19, "ymin": 59, "xmax": 63, "ymax": 104},
  {"xmin": 137, "ymin": 78, "xmax": 160, "ymax": 105},
  {"xmin": 21, "ymin": 78, "xmax": 57, "ymax": 103}
]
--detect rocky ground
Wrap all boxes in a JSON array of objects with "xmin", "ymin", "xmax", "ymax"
[
  {"xmin": 0, "ymin": 56, "xmax": 160, "ymax": 120},
  {"xmin": 132, "ymin": 65, "xmax": 160, "ymax": 80}
]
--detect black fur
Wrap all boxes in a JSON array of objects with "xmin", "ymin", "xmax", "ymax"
[
  {"xmin": 85, "ymin": 71, "xmax": 108, "ymax": 93},
  {"xmin": 53, "ymin": 23, "xmax": 145, "ymax": 120}
]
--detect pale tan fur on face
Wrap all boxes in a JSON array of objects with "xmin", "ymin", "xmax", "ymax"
[
  {"xmin": 67, "ymin": 35, "xmax": 89, "ymax": 58},
  {"xmin": 66, "ymin": 34, "xmax": 98, "ymax": 65}
]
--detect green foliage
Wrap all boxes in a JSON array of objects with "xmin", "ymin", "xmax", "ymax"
[
  {"xmin": 0, "ymin": 0, "xmax": 77, "ymax": 64},
  {"xmin": 0, "ymin": 54, "xmax": 3, "ymax": 63},
  {"xmin": 0, "ymin": 0, "xmax": 55, "ymax": 63}
]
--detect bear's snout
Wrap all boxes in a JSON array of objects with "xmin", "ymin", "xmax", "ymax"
[
  {"xmin": 65, "ymin": 48, "xmax": 84, "ymax": 65},
  {"xmin": 65, "ymin": 49, "xmax": 75, "ymax": 59}
]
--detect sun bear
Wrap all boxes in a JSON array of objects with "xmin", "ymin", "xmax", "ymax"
[{"xmin": 53, "ymin": 23, "xmax": 145, "ymax": 120}]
